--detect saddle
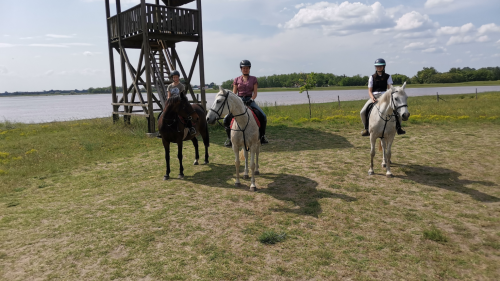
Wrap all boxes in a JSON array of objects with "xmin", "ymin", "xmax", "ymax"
[
  {"xmin": 230, "ymin": 106, "xmax": 261, "ymax": 129},
  {"xmin": 365, "ymin": 102, "xmax": 376, "ymax": 128}
]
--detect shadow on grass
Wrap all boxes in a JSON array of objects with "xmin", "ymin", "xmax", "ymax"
[
  {"xmin": 208, "ymin": 124, "xmax": 353, "ymax": 152},
  {"xmin": 189, "ymin": 163, "xmax": 357, "ymax": 217},
  {"xmin": 399, "ymin": 164, "xmax": 499, "ymax": 202}
]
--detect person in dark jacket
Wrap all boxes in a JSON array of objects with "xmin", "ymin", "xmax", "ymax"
[{"xmin": 360, "ymin": 58, "xmax": 405, "ymax": 136}]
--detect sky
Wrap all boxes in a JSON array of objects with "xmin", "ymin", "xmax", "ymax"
[{"xmin": 0, "ymin": 0, "xmax": 499, "ymax": 92}]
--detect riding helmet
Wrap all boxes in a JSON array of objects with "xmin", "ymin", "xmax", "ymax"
[
  {"xmin": 240, "ymin": 60, "xmax": 251, "ymax": 68},
  {"xmin": 374, "ymin": 58, "xmax": 386, "ymax": 66},
  {"xmin": 170, "ymin": 70, "xmax": 181, "ymax": 78}
]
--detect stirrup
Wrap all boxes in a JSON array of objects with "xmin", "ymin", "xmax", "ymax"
[
  {"xmin": 224, "ymin": 138, "xmax": 232, "ymax": 147},
  {"xmin": 260, "ymin": 136, "xmax": 269, "ymax": 144},
  {"xmin": 361, "ymin": 129, "xmax": 370, "ymax": 136},
  {"xmin": 189, "ymin": 127, "xmax": 197, "ymax": 135}
]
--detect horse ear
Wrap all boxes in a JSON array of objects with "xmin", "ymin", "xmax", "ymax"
[
  {"xmin": 402, "ymin": 81, "xmax": 406, "ymax": 89},
  {"xmin": 219, "ymin": 85, "xmax": 224, "ymax": 92}
]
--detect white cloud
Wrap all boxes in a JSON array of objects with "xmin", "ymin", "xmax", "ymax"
[
  {"xmin": 394, "ymin": 11, "xmax": 437, "ymax": 31},
  {"xmin": 404, "ymin": 42, "xmax": 426, "ymax": 50},
  {"xmin": 492, "ymin": 54, "xmax": 500, "ymax": 57},
  {"xmin": 29, "ymin": 44, "xmax": 69, "ymax": 48},
  {"xmin": 65, "ymin": 43, "xmax": 94, "ymax": 46},
  {"xmin": 422, "ymin": 47, "xmax": 446, "ymax": 53},
  {"xmin": 437, "ymin": 23, "xmax": 475, "ymax": 35},
  {"xmin": 424, "ymin": 0, "xmax": 454, "ymax": 9},
  {"xmin": 283, "ymin": 1, "xmax": 394, "ymax": 35},
  {"xmin": 0, "ymin": 65, "xmax": 9, "ymax": 75},
  {"xmin": 478, "ymin": 23, "xmax": 500, "ymax": 34},
  {"xmin": 45, "ymin": 70, "xmax": 55, "ymax": 76},
  {"xmin": 83, "ymin": 51, "xmax": 101, "ymax": 56},
  {"xmin": 0, "ymin": 43, "xmax": 16, "ymax": 48},
  {"xmin": 295, "ymin": 4, "xmax": 305, "ymax": 9},
  {"xmin": 447, "ymin": 35, "xmax": 475, "ymax": 45},
  {"xmin": 46, "ymin": 34, "xmax": 76, "ymax": 39},
  {"xmin": 476, "ymin": 35, "xmax": 489, "ymax": 42}
]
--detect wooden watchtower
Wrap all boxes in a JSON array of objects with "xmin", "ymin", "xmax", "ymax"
[{"xmin": 104, "ymin": 0, "xmax": 206, "ymax": 134}]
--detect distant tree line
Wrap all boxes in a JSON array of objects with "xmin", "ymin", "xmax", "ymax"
[{"xmin": 220, "ymin": 66, "xmax": 500, "ymax": 89}]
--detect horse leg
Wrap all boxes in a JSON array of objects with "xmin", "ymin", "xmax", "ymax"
[
  {"xmin": 254, "ymin": 146, "xmax": 260, "ymax": 175},
  {"xmin": 233, "ymin": 145, "xmax": 241, "ymax": 187},
  {"xmin": 202, "ymin": 125, "xmax": 209, "ymax": 164},
  {"xmin": 192, "ymin": 137, "xmax": 200, "ymax": 165},
  {"xmin": 368, "ymin": 135, "xmax": 376, "ymax": 175},
  {"xmin": 249, "ymin": 148, "xmax": 257, "ymax": 191},
  {"xmin": 163, "ymin": 140, "xmax": 170, "ymax": 180},
  {"xmin": 243, "ymin": 149, "xmax": 249, "ymax": 179},
  {"xmin": 381, "ymin": 138, "xmax": 387, "ymax": 168},
  {"xmin": 177, "ymin": 141, "xmax": 184, "ymax": 179},
  {"xmin": 385, "ymin": 137, "xmax": 394, "ymax": 178}
]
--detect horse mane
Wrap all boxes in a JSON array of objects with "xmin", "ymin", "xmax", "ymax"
[
  {"xmin": 378, "ymin": 88, "xmax": 393, "ymax": 105},
  {"xmin": 165, "ymin": 93, "xmax": 187, "ymax": 110}
]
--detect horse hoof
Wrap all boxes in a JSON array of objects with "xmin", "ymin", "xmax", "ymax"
[
  {"xmin": 163, "ymin": 176, "xmax": 169, "ymax": 180},
  {"xmin": 178, "ymin": 174, "xmax": 184, "ymax": 179},
  {"xmin": 244, "ymin": 175, "xmax": 249, "ymax": 180},
  {"xmin": 254, "ymin": 171, "xmax": 260, "ymax": 175},
  {"xmin": 250, "ymin": 186, "xmax": 257, "ymax": 192},
  {"xmin": 368, "ymin": 171, "xmax": 374, "ymax": 176},
  {"xmin": 235, "ymin": 182, "xmax": 241, "ymax": 187},
  {"xmin": 386, "ymin": 174, "xmax": 393, "ymax": 178},
  {"xmin": 204, "ymin": 161, "xmax": 209, "ymax": 165},
  {"xmin": 193, "ymin": 160, "xmax": 199, "ymax": 165},
  {"xmin": 382, "ymin": 164, "xmax": 386, "ymax": 168}
]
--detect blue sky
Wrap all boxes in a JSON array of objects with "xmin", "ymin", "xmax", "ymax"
[{"xmin": 1, "ymin": 0, "xmax": 499, "ymax": 92}]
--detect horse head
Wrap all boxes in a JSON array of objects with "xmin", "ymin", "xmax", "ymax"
[
  {"xmin": 391, "ymin": 82, "xmax": 410, "ymax": 121},
  {"xmin": 165, "ymin": 93, "xmax": 199, "ymax": 122},
  {"xmin": 206, "ymin": 86, "xmax": 231, "ymax": 124}
]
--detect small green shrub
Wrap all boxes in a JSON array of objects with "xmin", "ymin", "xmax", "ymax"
[
  {"xmin": 423, "ymin": 226, "xmax": 448, "ymax": 242},
  {"xmin": 258, "ymin": 230, "xmax": 287, "ymax": 244}
]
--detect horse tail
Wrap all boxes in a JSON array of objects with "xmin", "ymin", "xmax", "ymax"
[{"xmin": 378, "ymin": 139, "xmax": 383, "ymax": 152}]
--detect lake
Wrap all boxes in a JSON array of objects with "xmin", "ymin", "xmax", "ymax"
[{"xmin": 1, "ymin": 86, "xmax": 499, "ymax": 123}]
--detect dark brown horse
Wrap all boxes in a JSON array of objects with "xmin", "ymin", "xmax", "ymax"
[{"xmin": 158, "ymin": 93, "xmax": 209, "ymax": 180}]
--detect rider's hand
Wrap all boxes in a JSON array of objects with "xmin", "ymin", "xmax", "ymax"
[
  {"xmin": 245, "ymin": 99, "xmax": 253, "ymax": 106},
  {"xmin": 371, "ymin": 96, "xmax": 377, "ymax": 103}
]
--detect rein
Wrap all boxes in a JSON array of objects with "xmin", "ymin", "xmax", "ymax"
[
  {"xmin": 209, "ymin": 93, "xmax": 252, "ymax": 151},
  {"xmin": 374, "ymin": 91, "xmax": 408, "ymax": 139},
  {"xmin": 162, "ymin": 97, "xmax": 196, "ymax": 133}
]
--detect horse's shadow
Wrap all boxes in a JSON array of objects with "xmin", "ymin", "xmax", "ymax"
[
  {"xmin": 264, "ymin": 125, "xmax": 353, "ymax": 152},
  {"xmin": 397, "ymin": 164, "xmax": 499, "ymax": 202},
  {"xmin": 189, "ymin": 163, "xmax": 357, "ymax": 217}
]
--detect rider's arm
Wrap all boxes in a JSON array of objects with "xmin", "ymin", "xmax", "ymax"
[
  {"xmin": 232, "ymin": 84, "xmax": 238, "ymax": 94},
  {"xmin": 251, "ymin": 82, "xmax": 258, "ymax": 100},
  {"xmin": 368, "ymin": 76, "xmax": 376, "ymax": 102}
]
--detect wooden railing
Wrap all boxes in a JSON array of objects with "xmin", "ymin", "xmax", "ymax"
[{"xmin": 108, "ymin": 4, "xmax": 199, "ymax": 41}]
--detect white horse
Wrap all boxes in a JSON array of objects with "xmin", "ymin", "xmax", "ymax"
[
  {"xmin": 368, "ymin": 82, "xmax": 410, "ymax": 177},
  {"xmin": 206, "ymin": 87, "xmax": 261, "ymax": 191}
]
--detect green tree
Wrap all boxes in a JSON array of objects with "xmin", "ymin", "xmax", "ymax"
[{"xmin": 299, "ymin": 72, "xmax": 316, "ymax": 119}]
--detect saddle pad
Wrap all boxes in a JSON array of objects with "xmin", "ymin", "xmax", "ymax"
[{"xmin": 230, "ymin": 107, "xmax": 261, "ymax": 129}]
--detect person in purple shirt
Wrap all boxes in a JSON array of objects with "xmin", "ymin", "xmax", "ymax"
[{"xmin": 223, "ymin": 60, "xmax": 268, "ymax": 147}]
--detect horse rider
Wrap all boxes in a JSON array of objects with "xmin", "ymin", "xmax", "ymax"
[
  {"xmin": 157, "ymin": 70, "xmax": 196, "ymax": 138},
  {"xmin": 223, "ymin": 60, "xmax": 268, "ymax": 147},
  {"xmin": 360, "ymin": 58, "xmax": 405, "ymax": 136}
]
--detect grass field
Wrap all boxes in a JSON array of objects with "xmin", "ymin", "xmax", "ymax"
[{"xmin": 0, "ymin": 92, "xmax": 499, "ymax": 280}]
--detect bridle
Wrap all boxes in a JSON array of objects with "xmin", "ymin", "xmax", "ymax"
[
  {"xmin": 162, "ymin": 96, "xmax": 198, "ymax": 131},
  {"xmin": 208, "ymin": 92, "xmax": 252, "ymax": 151},
  {"xmin": 375, "ymin": 90, "xmax": 408, "ymax": 139}
]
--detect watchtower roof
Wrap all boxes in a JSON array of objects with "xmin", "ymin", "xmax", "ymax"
[{"xmin": 161, "ymin": 0, "xmax": 195, "ymax": 7}]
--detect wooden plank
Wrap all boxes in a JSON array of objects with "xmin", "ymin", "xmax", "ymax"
[
  {"xmin": 196, "ymin": 0, "xmax": 206, "ymax": 109},
  {"xmin": 105, "ymin": 0, "xmax": 119, "ymax": 122},
  {"xmin": 112, "ymin": 103, "xmax": 148, "ymax": 107},
  {"xmin": 113, "ymin": 111, "xmax": 149, "ymax": 117}
]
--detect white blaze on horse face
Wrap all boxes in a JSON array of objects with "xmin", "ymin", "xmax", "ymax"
[{"xmin": 395, "ymin": 87, "xmax": 410, "ymax": 120}]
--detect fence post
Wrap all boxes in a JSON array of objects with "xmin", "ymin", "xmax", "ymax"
[
  {"xmin": 476, "ymin": 88, "xmax": 477, "ymax": 100},
  {"xmin": 437, "ymin": 92, "xmax": 439, "ymax": 102},
  {"xmin": 338, "ymin": 95, "xmax": 340, "ymax": 109}
]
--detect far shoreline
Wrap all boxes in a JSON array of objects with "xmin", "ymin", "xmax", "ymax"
[{"xmin": 1, "ymin": 80, "xmax": 499, "ymax": 98}]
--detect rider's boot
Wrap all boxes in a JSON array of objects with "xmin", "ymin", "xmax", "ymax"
[
  {"xmin": 395, "ymin": 115, "xmax": 406, "ymax": 135},
  {"xmin": 259, "ymin": 114, "xmax": 268, "ymax": 145},
  {"xmin": 361, "ymin": 129, "xmax": 370, "ymax": 136},
  {"xmin": 186, "ymin": 120, "xmax": 196, "ymax": 135},
  {"xmin": 224, "ymin": 128, "xmax": 232, "ymax": 147}
]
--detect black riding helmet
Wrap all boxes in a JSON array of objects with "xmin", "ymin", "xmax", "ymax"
[
  {"xmin": 170, "ymin": 70, "xmax": 181, "ymax": 78},
  {"xmin": 240, "ymin": 60, "xmax": 251, "ymax": 68},
  {"xmin": 374, "ymin": 58, "xmax": 386, "ymax": 66}
]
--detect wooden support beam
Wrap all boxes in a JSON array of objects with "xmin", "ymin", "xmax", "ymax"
[
  {"xmin": 196, "ymin": 0, "xmax": 206, "ymax": 109},
  {"xmin": 105, "ymin": 0, "xmax": 119, "ymax": 122},
  {"xmin": 141, "ymin": 0, "xmax": 156, "ymax": 134},
  {"xmin": 113, "ymin": 111, "xmax": 150, "ymax": 117}
]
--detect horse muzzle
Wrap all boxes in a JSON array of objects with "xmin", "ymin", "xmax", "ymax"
[{"xmin": 402, "ymin": 112, "xmax": 410, "ymax": 121}]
